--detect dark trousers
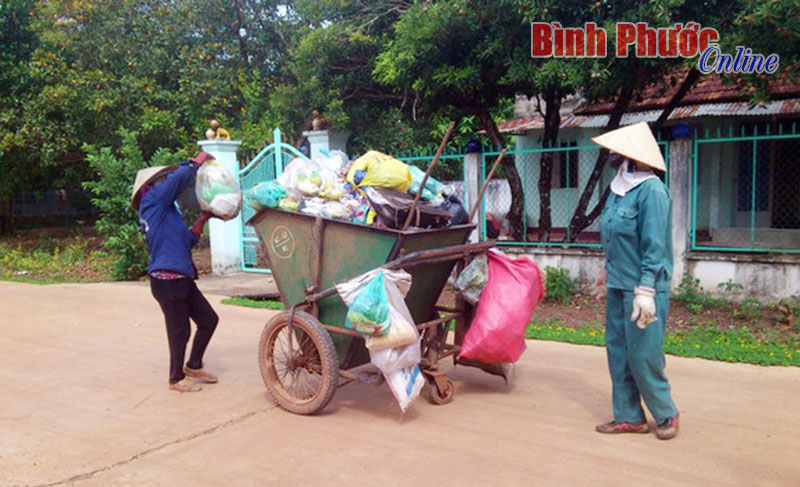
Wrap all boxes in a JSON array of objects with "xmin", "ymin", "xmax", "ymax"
[{"xmin": 150, "ymin": 278, "xmax": 219, "ymax": 383}]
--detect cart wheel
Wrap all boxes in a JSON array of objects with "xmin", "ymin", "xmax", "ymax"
[
  {"xmin": 429, "ymin": 377, "xmax": 455, "ymax": 405},
  {"xmin": 258, "ymin": 310, "xmax": 339, "ymax": 415}
]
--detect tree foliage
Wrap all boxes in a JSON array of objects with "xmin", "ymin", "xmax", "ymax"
[
  {"xmin": 1, "ymin": 1, "xmax": 294, "ymax": 195},
  {"xmin": 374, "ymin": 0, "xmax": 535, "ymax": 238},
  {"xmin": 1, "ymin": 0, "xmax": 797, "ymax": 250},
  {"xmin": 82, "ymin": 129, "xmax": 188, "ymax": 280}
]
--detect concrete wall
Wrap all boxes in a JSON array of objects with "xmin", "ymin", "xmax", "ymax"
[
  {"xmin": 688, "ymin": 254, "xmax": 800, "ymax": 300},
  {"xmin": 503, "ymin": 246, "xmax": 606, "ymax": 294},
  {"xmin": 504, "ymin": 246, "xmax": 800, "ymax": 301}
]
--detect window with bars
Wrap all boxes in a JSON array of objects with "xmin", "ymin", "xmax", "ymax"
[{"xmin": 551, "ymin": 141, "xmax": 579, "ymax": 189}]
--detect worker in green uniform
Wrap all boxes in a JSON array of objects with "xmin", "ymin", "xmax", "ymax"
[{"xmin": 592, "ymin": 122, "xmax": 679, "ymax": 440}]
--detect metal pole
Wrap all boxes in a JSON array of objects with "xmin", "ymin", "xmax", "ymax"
[
  {"xmin": 751, "ymin": 139, "xmax": 757, "ymax": 248},
  {"xmin": 691, "ymin": 140, "xmax": 698, "ymax": 250},
  {"xmin": 273, "ymin": 128, "xmax": 285, "ymax": 174},
  {"xmin": 402, "ymin": 122, "xmax": 456, "ymax": 231}
]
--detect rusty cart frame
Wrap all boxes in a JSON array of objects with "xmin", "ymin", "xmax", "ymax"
[{"xmin": 248, "ymin": 206, "xmax": 496, "ymax": 415}]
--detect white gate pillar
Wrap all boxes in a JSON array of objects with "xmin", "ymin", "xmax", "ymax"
[
  {"xmin": 302, "ymin": 130, "xmax": 351, "ymax": 160},
  {"xmin": 197, "ymin": 139, "xmax": 243, "ymax": 275}
]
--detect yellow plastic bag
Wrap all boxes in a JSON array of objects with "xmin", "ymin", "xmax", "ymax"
[{"xmin": 346, "ymin": 151, "xmax": 412, "ymax": 192}]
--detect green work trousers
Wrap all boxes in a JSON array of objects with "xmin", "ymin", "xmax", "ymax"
[{"xmin": 605, "ymin": 288, "xmax": 677, "ymax": 424}]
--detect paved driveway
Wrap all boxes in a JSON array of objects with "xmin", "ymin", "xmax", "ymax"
[{"xmin": 1, "ymin": 280, "xmax": 798, "ymax": 487}]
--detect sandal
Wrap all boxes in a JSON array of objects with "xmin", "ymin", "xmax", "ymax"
[
  {"xmin": 169, "ymin": 377, "xmax": 202, "ymax": 392},
  {"xmin": 183, "ymin": 366, "xmax": 218, "ymax": 383}
]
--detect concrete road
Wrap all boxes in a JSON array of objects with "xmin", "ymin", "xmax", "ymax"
[{"xmin": 1, "ymin": 279, "xmax": 799, "ymax": 487}]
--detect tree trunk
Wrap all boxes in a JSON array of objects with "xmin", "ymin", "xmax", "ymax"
[
  {"xmin": 651, "ymin": 68, "xmax": 701, "ymax": 133},
  {"xmin": 478, "ymin": 109, "xmax": 525, "ymax": 241},
  {"xmin": 565, "ymin": 65, "xmax": 641, "ymax": 241},
  {"xmin": 565, "ymin": 66, "xmax": 701, "ymax": 242},
  {"xmin": 537, "ymin": 91, "xmax": 561, "ymax": 242},
  {"xmin": 232, "ymin": 0, "xmax": 250, "ymax": 65}
]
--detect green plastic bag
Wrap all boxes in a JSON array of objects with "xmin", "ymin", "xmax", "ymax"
[
  {"xmin": 246, "ymin": 181, "xmax": 287, "ymax": 210},
  {"xmin": 408, "ymin": 165, "xmax": 442, "ymax": 201},
  {"xmin": 344, "ymin": 272, "xmax": 391, "ymax": 336},
  {"xmin": 204, "ymin": 182, "xmax": 235, "ymax": 202}
]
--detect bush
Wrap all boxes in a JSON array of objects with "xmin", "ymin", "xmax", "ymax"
[
  {"xmin": 82, "ymin": 130, "xmax": 188, "ymax": 280},
  {"xmin": 673, "ymin": 275, "xmax": 706, "ymax": 309},
  {"xmin": 544, "ymin": 266, "xmax": 578, "ymax": 306},
  {"xmin": 733, "ymin": 298, "xmax": 763, "ymax": 322},
  {"xmin": 674, "ymin": 275, "xmax": 729, "ymax": 312}
]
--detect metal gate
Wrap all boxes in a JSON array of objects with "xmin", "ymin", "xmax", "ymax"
[{"xmin": 239, "ymin": 128, "xmax": 309, "ymax": 272}]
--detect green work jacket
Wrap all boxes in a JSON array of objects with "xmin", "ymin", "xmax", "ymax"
[{"xmin": 600, "ymin": 178, "xmax": 673, "ymax": 292}]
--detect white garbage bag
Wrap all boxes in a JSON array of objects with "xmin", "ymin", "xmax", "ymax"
[{"xmin": 195, "ymin": 160, "xmax": 242, "ymax": 220}]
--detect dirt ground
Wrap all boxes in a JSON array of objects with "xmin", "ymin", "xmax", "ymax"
[{"xmin": 2, "ymin": 278, "xmax": 800, "ymax": 487}]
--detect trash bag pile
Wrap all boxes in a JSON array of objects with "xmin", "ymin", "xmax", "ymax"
[
  {"xmin": 244, "ymin": 149, "xmax": 469, "ymax": 230},
  {"xmin": 336, "ymin": 269, "xmax": 424, "ymax": 412}
]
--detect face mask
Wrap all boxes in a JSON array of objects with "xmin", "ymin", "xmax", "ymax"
[
  {"xmin": 608, "ymin": 154, "xmax": 625, "ymax": 170},
  {"xmin": 610, "ymin": 159, "xmax": 657, "ymax": 196}
]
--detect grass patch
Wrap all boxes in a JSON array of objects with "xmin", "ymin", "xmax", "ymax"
[
  {"xmin": 0, "ymin": 237, "xmax": 113, "ymax": 283},
  {"xmin": 221, "ymin": 297, "xmax": 285, "ymax": 310},
  {"xmin": 526, "ymin": 319, "xmax": 800, "ymax": 367},
  {"xmin": 527, "ymin": 318, "xmax": 606, "ymax": 346},
  {"xmin": 0, "ymin": 275, "xmax": 65, "ymax": 285}
]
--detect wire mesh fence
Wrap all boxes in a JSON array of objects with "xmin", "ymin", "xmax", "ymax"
[
  {"xmin": 480, "ymin": 139, "xmax": 668, "ymax": 247},
  {"xmin": 235, "ymin": 121, "xmax": 800, "ymax": 267},
  {"xmin": 12, "ymin": 189, "xmax": 95, "ymax": 219},
  {"xmin": 692, "ymin": 122, "xmax": 800, "ymax": 253},
  {"xmin": 389, "ymin": 147, "xmax": 468, "ymax": 203}
]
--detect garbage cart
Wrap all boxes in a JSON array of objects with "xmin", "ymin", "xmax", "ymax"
[{"xmin": 248, "ymin": 207, "xmax": 496, "ymax": 415}]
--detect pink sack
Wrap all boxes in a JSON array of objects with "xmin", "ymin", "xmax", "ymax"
[{"xmin": 459, "ymin": 250, "xmax": 545, "ymax": 363}]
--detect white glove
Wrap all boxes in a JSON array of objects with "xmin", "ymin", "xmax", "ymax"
[{"xmin": 631, "ymin": 286, "xmax": 657, "ymax": 329}]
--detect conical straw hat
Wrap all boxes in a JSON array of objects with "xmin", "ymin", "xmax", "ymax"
[
  {"xmin": 590, "ymin": 122, "xmax": 666, "ymax": 172},
  {"xmin": 130, "ymin": 165, "xmax": 178, "ymax": 211}
]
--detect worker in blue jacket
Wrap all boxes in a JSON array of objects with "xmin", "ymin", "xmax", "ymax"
[
  {"xmin": 131, "ymin": 151, "xmax": 219, "ymax": 392},
  {"xmin": 592, "ymin": 122, "xmax": 679, "ymax": 440}
]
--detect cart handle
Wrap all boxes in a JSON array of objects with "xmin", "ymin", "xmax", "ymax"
[
  {"xmin": 303, "ymin": 240, "xmax": 495, "ymax": 304},
  {"xmin": 383, "ymin": 240, "xmax": 494, "ymax": 270}
]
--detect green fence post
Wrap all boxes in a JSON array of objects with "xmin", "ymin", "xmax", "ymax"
[
  {"xmin": 691, "ymin": 139, "xmax": 698, "ymax": 250},
  {"xmin": 273, "ymin": 128, "xmax": 284, "ymax": 174},
  {"xmin": 481, "ymin": 153, "xmax": 487, "ymax": 241},
  {"xmin": 751, "ymin": 139, "xmax": 757, "ymax": 249}
]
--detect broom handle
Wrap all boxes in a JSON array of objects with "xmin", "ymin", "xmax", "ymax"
[{"xmin": 401, "ymin": 121, "xmax": 457, "ymax": 231}]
